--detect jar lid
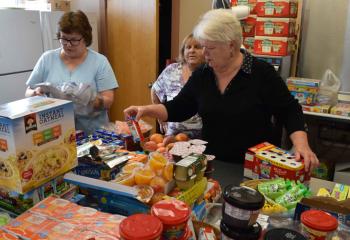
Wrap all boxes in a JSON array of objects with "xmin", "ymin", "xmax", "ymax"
[
  {"xmin": 223, "ymin": 185, "xmax": 265, "ymax": 210},
  {"xmin": 119, "ymin": 214, "xmax": 163, "ymax": 240},
  {"xmin": 220, "ymin": 220, "xmax": 261, "ymax": 240},
  {"xmin": 264, "ymin": 228, "xmax": 307, "ymax": 240},
  {"xmin": 151, "ymin": 199, "xmax": 190, "ymax": 225},
  {"xmin": 301, "ymin": 210, "xmax": 338, "ymax": 232}
]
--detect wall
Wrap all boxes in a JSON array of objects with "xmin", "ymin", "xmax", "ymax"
[
  {"xmin": 171, "ymin": 0, "xmax": 212, "ymax": 59},
  {"xmin": 298, "ymin": 0, "xmax": 350, "ymax": 91}
]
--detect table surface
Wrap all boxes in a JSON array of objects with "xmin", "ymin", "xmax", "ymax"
[
  {"xmin": 210, "ymin": 160, "xmax": 244, "ymax": 189},
  {"xmin": 303, "ymin": 110, "xmax": 350, "ymax": 122}
]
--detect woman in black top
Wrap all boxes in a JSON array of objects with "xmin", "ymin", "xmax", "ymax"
[{"xmin": 124, "ymin": 9, "xmax": 318, "ymax": 172}]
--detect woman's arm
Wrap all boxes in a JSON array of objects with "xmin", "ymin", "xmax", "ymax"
[
  {"xmin": 124, "ymin": 104, "xmax": 168, "ymax": 122},
  {"xmin": 25, "ymin": 86, "xmax": 44, "ymax": 97},
  {"xmin": 92, "ymin": 89, "xmax": 114, "ymax": 110}
]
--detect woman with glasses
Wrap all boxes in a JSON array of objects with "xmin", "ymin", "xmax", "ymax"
[{"xmin": 25, "ymin": 10, "xmax": 118, "ymax": 134}]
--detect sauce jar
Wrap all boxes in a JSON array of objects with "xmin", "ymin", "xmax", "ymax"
[
  {"xmin": 301, "ymin": 210, "xmax": 338, "ymax": 240},
  {"xmin": 222, "ymin": 185, "xmax": 265, "ymax": 228},
  {"xmin": 151, "ymin": 199, "xmax": 190, "ymax": 240},
  {"xmin": 264, "ymin": 228, "xmax": 307, "ymax": 240},
  {"xmin": 220, "ymin": 220, "xmax": 261, "ymax": 240},
  {"xmin": 119, "ymin": 213, "xmax": 163, "ymax": 240}
]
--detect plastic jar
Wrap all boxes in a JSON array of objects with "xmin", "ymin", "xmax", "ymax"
[
  {"xmin": 301, "ymin": 210, "xmax": 338, "ymax": 240},
  {"xmin": 220, "ymin": 220, "xmax": 261, "ymax": 240},
  {"xmin": 264, "ymin": 228, "xmax": 307, "ymax": 240},
  {"xmin": 119, "ymin": 213, "xmax": 163, "ymax": 240},
  {"xmin": 151, "ymin": 199, "xmax": 190, "ymax": 240},
  {"xmin": 222, "ymin": 185, "xmax": 265, "ymax": 228}
]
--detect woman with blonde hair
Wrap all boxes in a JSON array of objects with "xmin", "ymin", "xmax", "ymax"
[
  {"xmin": 125, "ymin": 9, "xmax": 318, "ymax": 172},
  {"xmin": 151, "ymin": 34, "xmax": 204, "ymax": 143}
]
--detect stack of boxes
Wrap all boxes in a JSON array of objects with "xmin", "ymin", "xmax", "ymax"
[
  {"xmin": 286, "ymin": 77, "xmax": 321, "ymax": 106},
  {"xmin": 232, "ymin": 0, "xmax": 298, "ymax": 56}
]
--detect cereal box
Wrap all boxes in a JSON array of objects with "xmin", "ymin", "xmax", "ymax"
[
  {"xmin": 0, "ymin": 96, "xmax": 76, "ymax": 193},
  {"xmin": 254, "ymin": 36, "xmax": 295, "ymax": 56},
  {"xmin": 255, "ymin": 17, "xmax": 296, "ymax": 37},
  {"xmin": 231, "ymin": 0, "xmax": 257, "ymax": 14},
  {"xmin": 256, "ymin": 0, "xmax": 298, "ymax": 18},
  {"xmin": 241, "ymin": 15, "xmax": 257, "ymax": 37}
]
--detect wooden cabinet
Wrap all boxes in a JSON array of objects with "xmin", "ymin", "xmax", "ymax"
[{"xmin": 106, "ymin": 0, "xmax": 159, "ymax": 126}]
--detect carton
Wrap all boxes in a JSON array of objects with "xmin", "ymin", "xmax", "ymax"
[
  {"xmin": 231, "ymin": 0, "xmax": 257, "ymax": 14},
  {"xmin": 255, "ymin": 17, "xmax": 296, "ymax": 37},
  {"xmin": 256, "ymin": 0, "xmax": 298, "ymax": 18},
  {"xmin": 244, "ymin": 142, "xmax": 310, "ymax": 183},
  {"xmin": 241, "ymin": 15, "xmax": 257, "ymax": 37},
  {"xmin": 0, "ymin": 96, "xmax": 76, "ymax": 193},
  {"xmin": 243, "ymin": 37, "xmax": 255, "ymax": 52},
  {"xmin": 254, "ymin": 36, "xmax": 295, "ymax": 56}
]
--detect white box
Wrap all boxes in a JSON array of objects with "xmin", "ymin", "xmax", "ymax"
[{"xmin": 0, "ymin": 96, "xmax": 77, "ymax": 193}]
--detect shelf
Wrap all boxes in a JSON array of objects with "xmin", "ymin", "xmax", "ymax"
[{"xmin": 303, "ymin": 111, "xmax": 350, "ymax": 122}]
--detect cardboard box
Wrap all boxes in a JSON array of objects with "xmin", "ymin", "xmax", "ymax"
[
  {"xmin": 241, "ymin": 15, "xmax": 257, "ymax": 37},
  {"xmin": 244, "ymin": 142, "xmax": 310, "ymax": 183},
  {"xmin": 0, "ymin": 96, "xmax": 77, "ymax": 193},
  {"xmin": 50, "ymin": 0, "xmax": 71, "ymax": 11},
  {"xmin": 256, "ymin": 0, "xmax": 298, "ymax": 18},
  {"xmin": 255, "ymin": 17, "xmax": 296, "ymax": 37},
  {"xmin": 254, "ymin": 36, "xmax": 295, "ymax": 56},
  {"xmin": 231, "ymin": 0, "xmax": 257, "ymax": 14},
  {"xmin": 243, "ymin": 37, "xmax": 255, "ymax": 52}
]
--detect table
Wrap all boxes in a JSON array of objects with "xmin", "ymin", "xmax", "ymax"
[{"xmin": 210, "ymin": 160, "xmax": 244, "ymax": 188}]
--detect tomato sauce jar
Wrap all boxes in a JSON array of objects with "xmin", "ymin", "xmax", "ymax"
[
  {"xmin": 151, "ymin": 199, "xmax": 190, "ymax": 240},
  {"xmin": 301, "ymin": 210, "xmax": 338, "ymax": 240},
  {"xmin": 119, "ymin": 213, "xmax": 163, "ymax": 240},
  {"xmin": 222, "ymin": 185, "xmax": 265, "ymax": 228}
]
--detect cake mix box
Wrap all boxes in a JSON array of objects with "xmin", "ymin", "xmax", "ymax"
[
  {"xmin": 287, "ymin": 77, "xmax": 321, "ymax": 105},
  {"xmin": 302, "ymin": 105, "xmax": 331, "ymax": 114},
  {"xmin": 243, "ymin": 37, "xmax": 255, "ymax": 52},
  {"xmin": 255, "ymin": 17, "xmax": 296, "ymax": 37},
  {"xmin": 231, "ymin": 0, "xmax": 257, "ymax": 14},
  {"xmin": 254, "ymin": 36, "xmax": 295, "ymax": 56},
  {"xmin": 241, "ymin": 15, "xmax": 257, "ymax": 37},
  {"xmin": 0, "ymin": 96, "xmax": 77, "ymax": 193},
  {"xmin": 244, "ymin": 142, "xmax": 311, "ymax": 183},
  {"xmin": 256, "ymin": 0, "xmax": 298, "ymax": 18}
]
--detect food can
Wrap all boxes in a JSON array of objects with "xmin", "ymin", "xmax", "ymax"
[
  {"xmin": 119, "ymin": 213, "xmax": 163, "ymax": 240},
  {"xmin": 264, "ymin": 228, "xmax": 306, "ymax": 240},
  {"xmin": 220, "ymin": 221, "xmax": 261, "ymax": 240},
  {"xmin": 222, "ymin": 185, "xmax": 265, "ymax": 228},
  {"xmin": 151, "ymin": 199, "xmax": 190, "ymax": 240},
  {"xmin": 301, "ymin": 210, "xmax": 338, "ymax": 240}
]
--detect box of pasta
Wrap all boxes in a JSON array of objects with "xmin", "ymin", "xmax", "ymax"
[{"xmin": 0, "ymin": 96, "xmax": 76, "ymax": 193}]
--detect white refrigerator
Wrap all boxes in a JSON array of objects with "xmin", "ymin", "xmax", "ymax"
[{"xmin": 0, "ymin": 9, "xmax": 44, "ymax": 105}]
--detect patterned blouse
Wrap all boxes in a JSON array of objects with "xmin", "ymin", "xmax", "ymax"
[{"xmin": 152, "ymin": 63, "xmax": 202, "ymax": 138}]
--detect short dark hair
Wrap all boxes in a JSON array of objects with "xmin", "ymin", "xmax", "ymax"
[{"xmin": 56, "ymin": 10, "xmax": 92, "ymax": 46}]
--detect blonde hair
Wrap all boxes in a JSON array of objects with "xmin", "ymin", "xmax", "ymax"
[
  {"xmin": 177, "ymin": 33, "xmax": 195, "ymax": 64},
  {"xmin": 193, "ymin": 9, "xmax": 242, "ymax": 47}
]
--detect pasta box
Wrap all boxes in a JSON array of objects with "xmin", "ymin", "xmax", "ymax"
[
  {"xmin": 256, "ymin": 0, "xmax": 298, "ymax": 17},
  {"xmin": 0, "ymin": 96, "xmax": 77, "ymax": 194},
  {"xmin": 255, "ymin": 17, "xmax": 296, "ymax": 37},
  {"xmin": 241, "ymin": 15, "xmax": 257, "ymax": 37},
  {"xmin": 231, "ymin": 0, "xmax": 257, "ymax": 14},
  {"xmin": 244, "ymin": 142, "xmax": 310, "ymax": 183},
  {"xmin": 254, "ymin": 36, "xmax": 295, "ymax": 56}
]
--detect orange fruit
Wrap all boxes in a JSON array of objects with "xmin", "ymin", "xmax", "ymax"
[
  {"xmin": 175, "ymin": 133, "xmax": 189, "ymax": 142},
  {"xmin": 143, "ymin": 141, "xmax": 157, "ymax": 152},
  {"xmin": 134, "ymin": 168, "xmax": 155, "ymax": 185},
  {"xmin": 113, "ymin": 173, "xmax": 135, "ymax": 186},
  {"xmin": 122, "ymin": 162, "xmax": 144, "ymax": 174},
  {"xmin": 162, "ymin": 163, "xmax": 174, "ymax": 181},
  {"xmin": 149, "ymin": 176, "xmax": 166, "ymax": 193},
  {"xmin": 150, "ymin": 133, "xmax": 164, "ymax": 144},
  {"xmin": 157, "ymin": 147, "xmax": 166, "ymax": 153},
  {"xmin": 149, "ymin": 152, "xmax": 167, "ymax": 171},
  {"xmin": 157, "ymin": 143, "xmax": 165, "ymax": 148}
]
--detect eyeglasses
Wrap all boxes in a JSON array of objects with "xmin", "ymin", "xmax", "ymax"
[{"xmin": 58, "ymin": 37, "xmax": 83, "ymax": 46}]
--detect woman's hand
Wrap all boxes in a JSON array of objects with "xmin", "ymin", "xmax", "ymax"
[
  {"xmin": 124, "ymin": 104, "xmax": 168, "ymax": 122},
  {"xmin": 290, "ymin": 131, "xmax": 319, "ymax": 172},
  {"xmin": 124, "ymin": 105, "xmax": 148, "ymax": 121},
  {"xmin": 33, "ymin": 87, "xmax": 44, "ymax": 96}
]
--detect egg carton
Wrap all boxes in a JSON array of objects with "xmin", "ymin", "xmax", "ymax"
[{"xmin": 255, "ymin": 150, "xmax": 304, "ymax": 170}]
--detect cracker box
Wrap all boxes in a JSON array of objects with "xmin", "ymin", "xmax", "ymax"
[
  {"xmin": 231, "ymin": 0, "xmax": 257, "ymax": 14},
  {"xmin": 255, "ymin": 17, "xmax": 296, "ymax": 37},
  {"xmin": 256, "ymin": 0, "xmax": 298, "ymax": 18},
  {"xmin": 0, "ymin": 96, "xmax": 77, "ymax": 193},
  {"xmin": 244, "ymin": 142, "xmax": 311, "ymax": 183},
  {"xmin": 254, "ymin": 36, "xmax": 295, "ymax": 56},
  {"xmin": 241, "ymin": 15, "xmax": 257, "ymax": 37}
]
